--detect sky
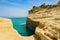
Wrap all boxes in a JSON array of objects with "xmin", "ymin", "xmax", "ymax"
[{"xmin": 0, "ymin": 0, "xmax": 59, "ymax": 17}]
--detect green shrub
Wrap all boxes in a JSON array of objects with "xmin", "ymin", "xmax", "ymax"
[
  {"xmin": 40, "ymin": 3, "xmax": 57, "ymax": 8},
  {"xmin": 29, "ymin": 3, "xmax": 57, "ymax": 14}
]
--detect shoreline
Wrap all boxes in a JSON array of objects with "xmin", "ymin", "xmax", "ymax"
[{"xmin": 0, "ymin": 18, "xmax": 35, "ymax": 40}]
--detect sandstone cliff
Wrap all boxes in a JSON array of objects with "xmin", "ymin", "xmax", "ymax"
[{"xmin": 26, "ymin": 1, "xmax": 60, "ymax": 40}]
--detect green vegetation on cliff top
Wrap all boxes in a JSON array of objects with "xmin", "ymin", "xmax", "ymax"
[{"xmin": 29, "ymin": 3, "xmax": 57, "ymax": 14}]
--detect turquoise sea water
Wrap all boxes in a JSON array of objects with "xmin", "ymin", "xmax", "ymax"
[{"xmin": 11, "ymin": 18, "xmax": 34, "ymax": 36}]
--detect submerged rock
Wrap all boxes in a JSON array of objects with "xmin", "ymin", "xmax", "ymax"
[{"xmin": 20, "ymin": 23, "xmax": 26, "ymax": 27}]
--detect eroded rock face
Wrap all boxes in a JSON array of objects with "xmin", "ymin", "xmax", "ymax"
[
  {"xmin": 26, "ymin": 7, "xmax": 60, "ymax": 40},
  {"xmin": 26, "ymin": 18, "xmax": 39, "ymax": 30}
]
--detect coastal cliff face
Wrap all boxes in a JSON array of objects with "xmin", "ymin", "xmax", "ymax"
[{"xmin": 26, "ymin": 1, "xmax": 60, "ymax": 40}]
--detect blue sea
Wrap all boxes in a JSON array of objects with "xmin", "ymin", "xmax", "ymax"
[{"xmin": 11, "ymin": 18, "xmax": 34, "ymax": 36}]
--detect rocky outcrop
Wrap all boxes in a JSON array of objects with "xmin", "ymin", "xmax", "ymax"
[
  {"xmin": 26, "ymin": 2, "xmax": 60, "ymax": 40},
  {"xmin": 57, "ymin": 1, "xmax": 60, "ymax": 7}
]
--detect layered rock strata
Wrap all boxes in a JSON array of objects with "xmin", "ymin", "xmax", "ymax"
[{"xmin": 26, "ymin": 2, "xmax": 60, "ymax": 40}]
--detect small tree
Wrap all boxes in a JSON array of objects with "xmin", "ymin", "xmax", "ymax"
[
  {"xmin": 33, "ymin": 6, "xmax": 36, "ymax": 8},
  {"xmin": 40, "ymin": 3, "xmax": 45, "ymax": 7}
]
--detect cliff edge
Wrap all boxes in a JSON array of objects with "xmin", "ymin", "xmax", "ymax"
[{"xmin": 26, "ymin": 1, "xmax": 60, "ymax": 40}]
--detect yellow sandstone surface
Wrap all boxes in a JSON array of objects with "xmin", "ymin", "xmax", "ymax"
[
  {"xmin": 0, "ymin": 18, "xmax": 35, "ymax": 40},
  {"xmin": 27, "ymin": 7, "xmax": 60, "ymax": 40},
  {"xmin": 26, "ymin": 1, "xmax": 60, "ymax": 40}
]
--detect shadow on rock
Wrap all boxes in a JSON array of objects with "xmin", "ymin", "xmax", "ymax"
[
  {"xmin": 33, "ymin": 34, "xmax": 41, "ymax": 40},
  {"xmin": 26, "ymin": 18, "xmax": 39, "ymax": 36}
]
